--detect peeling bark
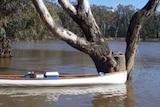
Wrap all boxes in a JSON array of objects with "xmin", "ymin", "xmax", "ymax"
[
  {"xmin": 32, "ymin": 0, "xmax": 89, "ymax": 52},
  {"xmin": 32, "ymin": 0, "xmax": 117, "ymax": 73},
  {"xmin": 32, "ymin": 0, "xmax": 159, "ymax": 79},
  {"xmin": 58, "ymin": 0, "xmax": 118, "ymax": 73}
]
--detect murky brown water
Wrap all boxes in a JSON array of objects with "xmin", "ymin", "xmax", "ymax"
[{"xmin": 0, "ymin": 40, "xmax": 160, "ymax": 107}]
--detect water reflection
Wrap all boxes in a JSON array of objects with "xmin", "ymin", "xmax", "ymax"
[
  {"xmin": 124, "ymin": 82, "xmax": 135, "ymax": 107},
  {"xmin": 91, "ymin": 82, "xmax": 135, "ymax": 107},
  {"xmin": 0, "ymin": 58, "xmax": 12, "ymax": 68},
  {"xmin": 0, "ymin": 84, "xmax": 127, "ymax": 107},
  {"xmin": 0, "ymin": 49, "xmax": 96, "ymax": 75}
]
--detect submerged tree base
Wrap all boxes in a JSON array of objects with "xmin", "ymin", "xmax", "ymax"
[{"xmin": 0, "ymin": 37, "xmax": 12, "ymax": 58}]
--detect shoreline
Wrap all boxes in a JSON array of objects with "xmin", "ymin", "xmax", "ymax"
[
  {"xmin": 9, "ymin": 37, "xmax": 160, "ymax": 42},
  {"xmin": 106, "ymin": 37, "xmax": 160, "ymax": 42}
]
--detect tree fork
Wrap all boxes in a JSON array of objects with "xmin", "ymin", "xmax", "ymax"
[
  {"xmin": 32, "ymin": 0, "xmax": 118, "ymax": 74},
  {"xmin": 31, "ymin": 0, "xmax": 160, "ymax": 80}
]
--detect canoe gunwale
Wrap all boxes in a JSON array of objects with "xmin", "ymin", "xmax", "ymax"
[
  {"xmin": 0, "ymin": 71, "xmax": 127, "ymax": 86},
  {"xmin": 0, "ymin": 71, "xmax": 127, "ymax": 80}
]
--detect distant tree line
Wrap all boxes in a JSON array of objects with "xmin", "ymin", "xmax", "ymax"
[
  {"xmin": 0, "ymin": 0, "xmax": 160, "ymax": 41},
  {"xmin": 0, "ymin": 0, "xmax": 59, "ymax": 40}
]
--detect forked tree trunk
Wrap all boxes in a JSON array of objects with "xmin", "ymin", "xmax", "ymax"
[
  {"xmin": 32, "ymin": 0, "xmax": 159, "ymax": 80},
  {"xmin": 32, "ymin": 0, "xmax": 118, "ymax": 73},
  {"xmin": 125, "ymin": 0, "xmax": 160, "ymax": 80}
]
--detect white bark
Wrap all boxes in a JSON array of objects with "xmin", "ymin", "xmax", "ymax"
[
  {"xmin": 32, "ymin": 0, "xmax": 116, "ymax": 73},
  {"xmin": 59, "ymin": 0, "xmax": 104, "ymax": 42},
  {"xmin": 58, "ymin": 0, "xmax": 77, "ymax": 15},
  {"xmin": 32, "ymin": 0, "xmax": 89, "ymax": 49},
  {"xmin": 80, "ymin": 0, "xmax": 90, "ymax": 13}
]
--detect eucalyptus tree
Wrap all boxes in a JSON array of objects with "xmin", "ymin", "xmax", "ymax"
[
  {"xmin": 0, "ymin": 0, "xmax": 59, "ymax": 40},
  {"xmin": 31, "ymin": 0, "xmax": 160, "ymax": 80},
  {"xmin": 57, "ymin": 6, "xmax": 82, "ymax": 36},
  {"xmin": 114, "ymin": 5, "xmax": 136, "ymax": 38},
  {"xmin": 141, "ymin": 12, "xmax": 160, "ymax": 39},
  {"xmin": 91, "ymin": 5, "xmax": 116, "ymax": 37},
  {"xmin": 0, "ymin": 0, "xmax": 17, "ymax": 57}
]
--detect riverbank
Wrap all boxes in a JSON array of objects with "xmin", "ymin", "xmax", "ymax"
[
  {"xmin": 10, "ymin": 37, "xmax": 160, "ymax": 43},
  {"xmin": 106, "ymin": 37, "xmax": 160, "ymax": 42}
]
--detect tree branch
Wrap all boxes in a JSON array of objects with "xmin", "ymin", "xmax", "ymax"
[
  {"xmin": 58, "ymin": 0, "xmax": 77, "ymax": 15},
  {"xmin": 31, "ymin": 0, "xmax": 117, "ymax": 73},
  {"xmin": 59, "ymin": 0, "xmax": 104, "ymax": 42},
  {"xmin": 77, "ymin": 0, "xmax": 91, "ymax": 13},
  {"xmin": 31, "ymin": 0, "xmax": 90, "ymax": 53}
]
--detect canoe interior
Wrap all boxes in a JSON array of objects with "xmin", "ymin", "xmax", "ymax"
[
  {"xmin": 0, "ymin": 74, "xmax": 98, "ymax": 79},
  {"xmin": 0, "ymin": 71, "xmax": 126, "ymax": 80}
]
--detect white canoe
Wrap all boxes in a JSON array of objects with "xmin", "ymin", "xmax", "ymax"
[{"xmin": 0, "ymin": 71, "xmax": 127, "ymax": 87}]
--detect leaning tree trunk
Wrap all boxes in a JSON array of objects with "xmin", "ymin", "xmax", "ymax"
[
  {"xmin": 32, "ymin": 0, "xmax": 118, "ymax": 73},
  {"xmin": 125, "ymin": 0, "xmax": 160, "ymax": 80}
]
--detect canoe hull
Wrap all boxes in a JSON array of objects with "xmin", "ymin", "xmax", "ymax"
[{"xmin": 0, "ymin": 71, "xmax": 127, "ymax": 87}]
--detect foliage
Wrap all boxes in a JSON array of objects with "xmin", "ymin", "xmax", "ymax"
[
  {"xmin": 0, "ymin": 1, "xmax": 160, "ymax": 40},
  {"xmin": 56, "ymin": 6, "xmax": 83, "ymax": 36},
  {"xmin": 0, "ymin": 0, "xmax": 59, "ymax": 40},
  {"xmin": 141, "ymin": 12, "xmax": 160, "ymax": 39}
]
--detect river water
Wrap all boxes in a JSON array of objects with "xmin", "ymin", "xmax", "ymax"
[{"xmin": 0, "ymin": 40, "xmax": 159, "ymax": 107}]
